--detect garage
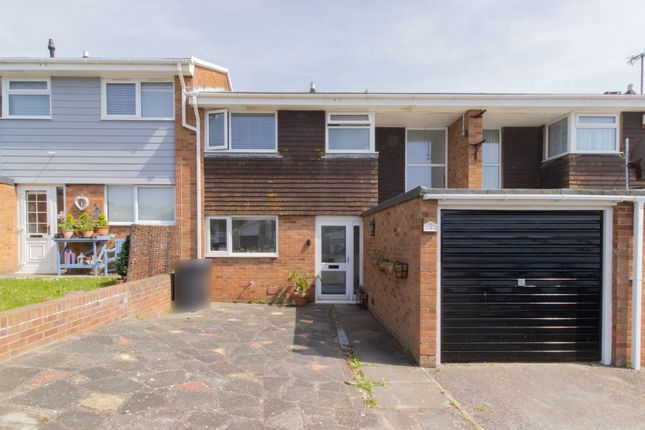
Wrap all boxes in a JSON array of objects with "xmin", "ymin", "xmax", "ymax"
[{"xmin": 441, "ymin": 209, "xmax": 603, "ymax": 363}]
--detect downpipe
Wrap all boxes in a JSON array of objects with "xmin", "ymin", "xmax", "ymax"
[
  {"xmin": 633, "ymin": 199, "xmax": 643, "ymax": 370},
  {"xmin": 177, "ymin": 63, "xmax": 203, "ymax": 259}
]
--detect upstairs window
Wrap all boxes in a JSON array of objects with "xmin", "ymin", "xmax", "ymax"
[
  {"xmin": 482, "ymin": 129, "xmax": 501, "ymax": 189},
  {"xmin": 405, "ymin": 129, "xmax": 446, "ymax": 190},
  {"xmin": 2, "ymin": 79, "xmax": 51, "ymax": 118},
  {"xmin": 575, "ymin": 115, "xmax": 618, "ymax": 152},
  {"xmin": 546, "ymin": 117, "xmax": 568, "ymax": 159},
  {"xmin": 326, "ymin": 113, "xmax": 374, "ymax": 153},
  {"xmin": 206, "ymin": 111, "xmax": 277, "ymax": 152},
  {"xmin": 103, "ymin": 80, "xmax": 173, "ymax": 120}
]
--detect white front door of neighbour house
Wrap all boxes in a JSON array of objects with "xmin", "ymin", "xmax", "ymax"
[
  {"xmin": 315, "ymin": 217, "xmax": 362, "ymax": 303},
  {"xmin": 18, "ymin": 185, "xmax": 59, "ymax": 274}
]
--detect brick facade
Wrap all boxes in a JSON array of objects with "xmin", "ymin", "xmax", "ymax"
[
  {"xmin": 64, "ymin": 184, "xmax": 105, "ymax": 218},
  {"xmin": 447, "ymin": 110, "xmax": 483, "ymax": 189},
  {"xmin": 209, "ymin": 216, "xmax": 315, "ymax": 302},
  {"xmin": 0, "ymin": 181, "xmax": 17, "ymax": 273},
  {"xmin": 363, "ymin": 198, "xmax": 437, "ymax": 366},
  {"xmin": 0, "ymin": 274, "xmax": 171, "ymax": 362}
]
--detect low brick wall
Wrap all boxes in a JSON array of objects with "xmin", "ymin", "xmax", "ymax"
[{"xmin": 0, "ymin": 274, "xmax": 171, "ymax": 362}]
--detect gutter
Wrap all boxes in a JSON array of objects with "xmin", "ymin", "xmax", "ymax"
[{"xmin": 177, "ymin": 63, "xmax": 203, "ymax": 259}]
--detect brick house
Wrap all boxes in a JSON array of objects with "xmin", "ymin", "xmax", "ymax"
[{"xmin": 1, "ymin": 54, "xmax": 645, "ymax": 370}]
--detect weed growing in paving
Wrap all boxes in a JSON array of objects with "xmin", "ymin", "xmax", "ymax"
[{"xmin": 342, "ymin": 349, "xmax": 385, "ymax": 408}]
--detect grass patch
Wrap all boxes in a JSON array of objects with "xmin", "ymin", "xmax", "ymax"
[{"xmin": 0, "ymin": 277, "xmax": 117, "ymax": 312}]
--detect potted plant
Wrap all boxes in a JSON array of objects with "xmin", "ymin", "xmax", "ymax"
[
  {"xmin": 287, "ymin": 272, "xmax": 318, "ymax": 307},
  {"xmin": 94, "ymin": 213, "xmax": 109, "ymax": 236},
  {"xmin": 78, "ymin": 213, "xmax": 95, "ymax": 238},
  {"xmin": 58, "ymin": 214, "xmax": 76, "ymax": 239}
]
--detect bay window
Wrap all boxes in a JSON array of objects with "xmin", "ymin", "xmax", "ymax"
[
  {"xmin": 206, "ymin": 111, "xmax": 277, "ymax": 152},
  {"xmin": 545, "ymin": 113, "xmax": 619, "ymax": 159},
  {"xmin": 206, "ymin": 216, "xmax": 278, "ymax": 257}
]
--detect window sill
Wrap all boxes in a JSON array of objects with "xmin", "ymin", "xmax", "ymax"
[
  {"xmin": 109, "ymin": 222, "xmax": 176, "ymax": 227},
  {"xmin": 205, "ymin": 253, "xmax": 279, "ymax": 258},
  {"xmin": 322, "ymin": 152, "xmax": 378, "ymax": 159},
  {"xmin": 204, "ymin": 152, "xmax": 282, "ymax": 159},
  {"xmin": 0, "ymin": 116, "xmax": 52, "ymax": 120},
  {"xmin": 542, "ymin": 150, "xmax": 622, "ymax": 163}
]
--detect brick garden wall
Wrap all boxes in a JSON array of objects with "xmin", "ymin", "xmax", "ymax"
[
  {"xmin": 0, "ymin": 274, "xmax": 171, "ymax": 362},
  {"xmin": 0, "ymin": 181, "xmax": 17, "ymax": 273},
  {"xmin": 363, "ymin": 197, "xmax": 438, "ymax": 366},
  {"xmin": 126, "ymin": 225, "xmax": 179, "ymax": 281},
  {"xmin": 209, "ymin": 216, "xmax": 315, "ymax": 302}
]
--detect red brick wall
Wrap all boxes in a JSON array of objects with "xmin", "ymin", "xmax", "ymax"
[
  {"xmin": 0, "ymin": 182, "xmax": 17, "ymax": 273},
  {"xmin": 64, "ymin": 184, "xmax": 105, "ymax": 218},
  {"xmin": 363, "ymin": 197, "xmax": 438, "ymax": 366},
  {"xmin": 0, "ymin": 274, "xmax": 171, "ymax": 362},
  {"xmin": 447, "ymin": 110, "xmax": 483, "ymax": 189},
  {"xmin": 613, "ymin": 202, "xmax": 633, "ymax": 366},
  {"xmin": 210, "ymin": 216, "xmax": 315, "ymax": 302}
]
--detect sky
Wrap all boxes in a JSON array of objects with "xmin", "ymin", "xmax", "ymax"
[{"xmin": 1, "ymin": 0, "xmax": 644, "ymax": 93}]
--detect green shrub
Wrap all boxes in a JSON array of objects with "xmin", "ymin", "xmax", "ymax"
[
  {"xmin": 116, "ymin": 235, "xmax": 130, "ymax": 279},
  {"xmin": 95, "ymin": 213, "xmax": 108, "ymax": 227},
  {"xmin": 78, "ymin": 213, "xmax": 95, "ymax": 231}
]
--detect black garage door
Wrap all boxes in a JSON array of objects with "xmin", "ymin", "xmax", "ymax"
[{"xmin": 441, "ymin": 210, "xmax": 602, "ymax": 362}]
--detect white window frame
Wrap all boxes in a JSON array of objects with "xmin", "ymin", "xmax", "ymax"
[
  {"xmin": 105, "ymin": 185, "xmax": 175, "ymax": 226},
  {"xmin": 1, "ymin": 77, "xmax": 52, "ymax": 119},
  {"xmin": 543, "ymin": 112, "xmax": 620, "ymax": 161},
  {"xmin": 101, "ymin": 79, "xmax": 174, "ymax": 121},
  {"xmin": 325, "ymin": 112, "xmax": 375, "ymax": 153},
  {"xmin": 204, "ymin": 110, "xmax": 278, "ymax": 153},
  {"xmin": 482, "ymin": 128, "xmax": 502, "ymax": 189},
  {"xmin": 205, "ymin": 215, "xmax": 279, "ymax": 258},
  {"xmin": 404, "ymin": 127, "xmax": 448, "ymax": 191},
  {"xmin": 572, "ymin": 113, "xmax": 620, "ymax": 154}
]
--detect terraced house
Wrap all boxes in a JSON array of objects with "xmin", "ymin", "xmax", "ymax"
[{"xmin": 1, "ymin": 54, "xmax": 645, "ymax": 371}]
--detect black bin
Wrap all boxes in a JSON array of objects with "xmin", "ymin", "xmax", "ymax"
[{"xmin": 173, "ymin": 259, "xmax": 213, "ymax": 311}]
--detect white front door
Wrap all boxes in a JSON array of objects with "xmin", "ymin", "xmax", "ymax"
[
  {"xmin": 18, "ymin": 186, "xmax": 58, "ymax": 274},
  {"xmin": 315, "ymin": 217, "xmax": 362, "ymax": 303}
]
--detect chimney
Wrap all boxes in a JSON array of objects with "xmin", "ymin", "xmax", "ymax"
[
  {"xmin": 309, "ymin": 82, "xmax": 316, "ymax": 93},
  {"xmin": 626, "ymin": 83, "xmax": 636, "ymax": 95},
  {"xmin": 82, "ymin": 50, "xmax": 90, "ymax": 58},
  {"xmin": 47, "ymin": 39, "xmax": 55, "ymax": 58}
]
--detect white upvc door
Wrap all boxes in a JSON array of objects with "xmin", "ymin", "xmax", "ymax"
[
  {"xmin": 315, "ymin": 216, "xmax": 362, "ymax": 303},
  {"xmin": 18, "ymin": 185, "xmax": 58, "ymax": 274}
]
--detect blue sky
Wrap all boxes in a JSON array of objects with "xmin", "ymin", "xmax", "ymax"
[{"xmin": 2, "ymin": 0, "xmax": 644, "ymax": 93}]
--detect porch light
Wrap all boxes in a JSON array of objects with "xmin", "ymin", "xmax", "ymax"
[{"xmin": 368, "ymin": 219, "xmax": 376, "ymax": 237}]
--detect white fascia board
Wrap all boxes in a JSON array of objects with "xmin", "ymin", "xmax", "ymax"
[
  {"xmin": 190, "ymin": 92, "xmax": 645, "ymax": 110},
  {"xmin": 0, "ymin": 58, "xmax": 210, "ymax": 77},
  {"xmin": 422, "ymin": 193, "xmax": 645, "ymax": 203}
]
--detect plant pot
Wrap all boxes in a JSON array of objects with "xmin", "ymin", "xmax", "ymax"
[
  {"xmin": 81, "ymin": 230, "xmax": 94, "ymax": 238},
  {"xmin": 94, "ymin": 226, "xmax": 109, "ymax": 236},
  {"xmin": 62, "ymin": 230, "xmax": 74, "ymax": 239},
  {"xmin": 115, "ymin": 278, "xmax": 124, "ymax": 284},
  {"xmin": 292, "ymin": 294, "xmax": 308, "ymax": 307}
]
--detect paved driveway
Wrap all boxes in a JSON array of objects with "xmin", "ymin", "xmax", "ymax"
[
  {"xmin": 431, "ymin": 363, "xmax": 645, "ymax": 430},
  {"xmin": 0, "ymin": 304, "xmax": 369, "ymax": 429}
]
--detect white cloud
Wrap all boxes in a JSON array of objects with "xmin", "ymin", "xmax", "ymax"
[{"xmin": 1, "ymin": 0, "xmax": 643, "ymax": 93}]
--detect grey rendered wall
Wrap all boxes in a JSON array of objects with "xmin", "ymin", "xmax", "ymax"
[{"xmin": 0, "ymin": 77, "xmax": 175, "ymax": 185}]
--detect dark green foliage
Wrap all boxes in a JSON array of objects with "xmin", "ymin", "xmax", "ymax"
[{"xmin": 116, "ymin": 235, "xmax": 131, "ymax": 279}]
